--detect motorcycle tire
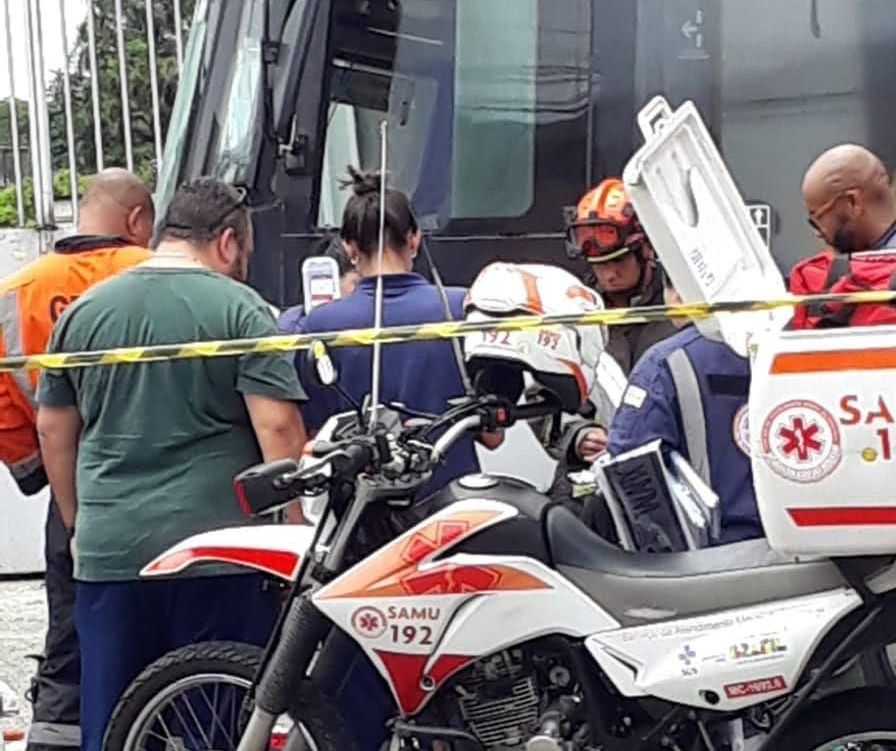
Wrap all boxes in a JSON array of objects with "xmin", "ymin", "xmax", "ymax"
[
  {"xmin": 103, "ymin": 640, "xmax": 359, "ymax": 751},
  {"xmin": 769, "ymin": 687, "xmax": 896, "ymax": 749}
]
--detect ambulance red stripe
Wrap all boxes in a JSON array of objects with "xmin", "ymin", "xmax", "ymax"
[
  {"xmin": 771, "ymin": 348, "xmax": 896, "ymax": 374},
  {"xmin": 788, "ymin": 507, "xmax": 896, "ymax": 526}
]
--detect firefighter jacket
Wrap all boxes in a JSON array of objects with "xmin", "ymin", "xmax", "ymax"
[{"xmin": 0, "ymin": 235, "xmax": 150, "ymax": 493}]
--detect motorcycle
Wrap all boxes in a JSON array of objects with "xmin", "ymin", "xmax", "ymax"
[{"xmin": 104, "ymin": 369, "xmax": 896, "ymax": 751}]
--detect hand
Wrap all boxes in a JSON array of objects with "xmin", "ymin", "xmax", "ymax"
[
  {"xmin": 576, "ymin": 427, "xmax": 608, "ymax": 462},
  {"xmin": 284, "ymin": 500, "xmax": 309, "ymax": 525},
  {"xmin": 477, "ymin": 429, "xmax": 505, "ymax": 451}
]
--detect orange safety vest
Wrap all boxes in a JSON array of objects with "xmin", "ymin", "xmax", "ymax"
[{"xmin": 0, "ymin": 236, "xmax": 151, "ymax": 488}]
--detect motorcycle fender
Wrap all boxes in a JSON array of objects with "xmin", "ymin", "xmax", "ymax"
[
  {"xmin": 140, "ymin": 524, "xmax": 316, "ymax": 580},
  {"xmin": 587, "ymin": 588, "xmax": 861, "ymax": 712}
]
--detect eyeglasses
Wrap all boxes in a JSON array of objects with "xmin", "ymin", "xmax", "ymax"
[{"xmin": 806, "ymin": 189, "xmax": 858, "ymax": 236}]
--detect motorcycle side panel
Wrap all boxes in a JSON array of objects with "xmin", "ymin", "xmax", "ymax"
[
  {"xmin": 140, "ymin": 524, "xmax": 316, "ymax": 580},
  {"xmin": 313, "ymin": 500, "xmax": 619, "ymax": 716},
  {"xmin": 587, "ymin": 588, "xmax": 861, "ymax": 711}
]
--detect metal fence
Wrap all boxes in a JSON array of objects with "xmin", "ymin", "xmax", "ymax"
[{"xmin": 1, "ymin": 0, "xmax": 190, "ymax": 229}]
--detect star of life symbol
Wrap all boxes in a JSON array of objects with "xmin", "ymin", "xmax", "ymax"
[
  {"xmin": 778, "ymin": 417, "xmax": 822, "ymax": 461},
  {"xmin": 351, "ymin": 606, "xmax": 388, "ymax": 639},
  {"xmin": 732, "ymin": 404, "xmax": 750, "ymax": 456},
  {"xmin": 761, "ymin": 400, "xmax": 842, "ymax": 484}
]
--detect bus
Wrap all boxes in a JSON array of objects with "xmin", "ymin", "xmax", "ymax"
[{"xmin": 157, "ymin": 0, "xmax": 896, "ymax": 307}]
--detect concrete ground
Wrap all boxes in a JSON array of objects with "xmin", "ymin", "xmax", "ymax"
[{"xmin": 0, "ymin": 578, "xmax": 46, "ymax": 738}]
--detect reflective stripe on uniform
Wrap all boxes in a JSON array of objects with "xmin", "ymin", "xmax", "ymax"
[
  {"xmin": 0, "ymin": 288, "xmax": 36, "ymax": 407},
  {"xmin": 666, "ymin": 348, "xmax": 711, "ymax": 487},
  {"xmin": 10, "ymin": 450, "xmax": 42, "ymax": 478},
  {"xmin": 25, "ymin": 722, "xmax": 81, "ymax": 748}
]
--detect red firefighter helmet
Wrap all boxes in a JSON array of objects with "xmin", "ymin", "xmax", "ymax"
[{"xmin": 566, "ymin": 178, "xmax": 648, "ymax": 263}]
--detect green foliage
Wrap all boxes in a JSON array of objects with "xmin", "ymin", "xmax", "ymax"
[
  {"xmin": 0, "ymin": 180, "xmax": 35, "ymax": 227},
  {"xmin": 45, "ymin": 0, "xmax": 197, "ymax": 186},
  {"xmin": 52, "ymin": 169, "xmax": 92, "ymax": 200},
  {"xmin": 1, "ymin": 0, "xmax": 195, "ymax": 226},
  {"xmin": 0, "ymin": 99, "xmax": 29, "ymax": 149}
]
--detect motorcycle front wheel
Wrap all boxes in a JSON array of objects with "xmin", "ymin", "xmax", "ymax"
[
  {"xmin": 103, "ymin": 640, "xmax": 359, "ymax": 751},
  {"xmin": 771, "ymin": 687, "xmax": 896, "ymax": 749}
]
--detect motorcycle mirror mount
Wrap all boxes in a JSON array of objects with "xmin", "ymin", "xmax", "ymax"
[
  {"xmin": 307, "ymin": 340, "xmax": 364, "ymax": 421},
  {"xmin": 308, "ymin": 339, "xmax": 338, "ymax": 386}
]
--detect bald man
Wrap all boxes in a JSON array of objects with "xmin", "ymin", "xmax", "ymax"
[
  {"xmin": 803, "ymin": 144, "xmax": 896, "ymax": 252},
  {"xmin": 0, "ymin": 168, "xmax": 153, "ymax": 751}
]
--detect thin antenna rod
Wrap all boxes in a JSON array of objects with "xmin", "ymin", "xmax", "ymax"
[
  {"xmin": 368, "ymin": 120, "xmax": 388, "ymax": 432},
  {"xmin": 420, "ymin": 236, "xmax": 473, "ymax": 395}
]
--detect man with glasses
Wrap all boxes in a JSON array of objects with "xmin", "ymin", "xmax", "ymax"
[
  {"xmin": 803, "ymin": 144, "xmax": 896, "ymax": 251},
  {"xmin": 35, "ymin": 177, "xmax": 308, "ymax": 751},
  {"xmin": 790, "ymin": 145, "xmax": 896, "ymax": 329}
]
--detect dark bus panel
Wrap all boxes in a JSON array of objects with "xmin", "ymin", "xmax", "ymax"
[{"xmin": 158, "ymin": 0, "xmax": 896, "ymax": 307}]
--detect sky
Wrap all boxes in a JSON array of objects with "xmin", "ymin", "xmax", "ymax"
[{"xmin": 1, "ymin": 0, "xmax": 89, "ymax": 101}]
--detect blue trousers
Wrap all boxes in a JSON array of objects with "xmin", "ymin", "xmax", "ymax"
[
  {"xmin": 75, "ymin": 575, "xmax": 279, "ymax": 751},
  {"xmin": 311, "ymin": 629, "xmax": 393, "ymax": 751}
]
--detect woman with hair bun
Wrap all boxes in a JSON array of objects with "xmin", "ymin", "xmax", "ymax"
[
  {"xmin": 299, "ymin": 167, "xmax": 494, "ymax": 492},
  {"xmin": 299, "ymin": 168, "xmax": 497, "ymax": 750}
]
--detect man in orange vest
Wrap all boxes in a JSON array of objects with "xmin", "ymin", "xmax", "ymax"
[{"xmin": 0, "ymin": 168, "xmax": 154, "ymax": 751}]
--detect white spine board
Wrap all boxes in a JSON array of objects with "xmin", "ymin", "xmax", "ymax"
[{"xmin": 622, "ymin": 97, "xmax": 788, "ymax": 356}]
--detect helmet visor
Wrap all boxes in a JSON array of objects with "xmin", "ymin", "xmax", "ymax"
[{"xmin": 567, "ymin": 221, "xmax": 643, "ymax": 263}]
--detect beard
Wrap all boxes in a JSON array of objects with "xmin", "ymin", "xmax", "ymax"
[
  {"xmin": 226, "ymin": 254, "xmax": 248, "ymax": 282},
  {"xmin": 831, "ymin": 224, "xmax": 858, "ymax": 253}
]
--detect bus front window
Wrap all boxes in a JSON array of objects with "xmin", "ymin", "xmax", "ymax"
[{"xmin": 316, "ymin": 0, "xmax": 539, "ymax": 230}]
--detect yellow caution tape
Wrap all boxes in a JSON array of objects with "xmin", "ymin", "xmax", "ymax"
[{"xmin": 5, "ymin": 289, "xmax": 896, "ymax": 373}]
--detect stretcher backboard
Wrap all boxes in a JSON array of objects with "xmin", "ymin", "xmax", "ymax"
[
  {"xmin": 623, "ymin": 97, "xmax": 789, "ymax": 356},
  {"xmin": 750, "ymin": 326, "xmax": 896, "ymax": 555}
]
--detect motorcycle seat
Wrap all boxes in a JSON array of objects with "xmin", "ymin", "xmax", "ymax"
[{"xmin": 546, "ymin": 506, "xmax": 852, "ymax": 626}]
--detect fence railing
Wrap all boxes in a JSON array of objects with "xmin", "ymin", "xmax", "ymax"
[{"xmin": 1, "ymin": 0, "xmax": 193, "ymax": 230}]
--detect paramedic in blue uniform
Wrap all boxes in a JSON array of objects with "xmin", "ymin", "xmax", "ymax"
[
  {"xmin": 607, "ymin": 270, "xmax": 763, "ymax": 544},
  {"xmin": 298, "ymin": 167, "xmax": 501, "ymax": 751},
  {"xmin": 298, "ymin": 167, "xmax": 500, "ymax": 493}
]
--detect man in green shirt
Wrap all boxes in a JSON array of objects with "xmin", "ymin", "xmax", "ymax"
[{"xmin": 36, "ymin": 177, "xmax": 308, "ymax": 751}]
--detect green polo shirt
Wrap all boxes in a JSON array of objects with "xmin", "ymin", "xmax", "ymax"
[{"xmin": 38, "ymin": 267, "xmax": 306, "ymax": 582}]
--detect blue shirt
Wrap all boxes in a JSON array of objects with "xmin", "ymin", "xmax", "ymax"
[
  {"xmin": 299, "ymin": 273, "xmax": 478, "ymax": 494},
  {"xmin": 278, "ymin": 304, "xmax": 306, "ymax": 333},
  {"xmin": 608, "ymin": 326, "xmax": 762, "ymax": 544}
]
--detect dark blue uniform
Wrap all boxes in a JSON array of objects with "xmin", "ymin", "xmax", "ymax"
[
  {"xmin": 608, "ymin": 325, "xmax": 762, "ymax": 544},
  {"xmin": 299, "ymin": 273, "xmax": 478, "ymax": 494}
]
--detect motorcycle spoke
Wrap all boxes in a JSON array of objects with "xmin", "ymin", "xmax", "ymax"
[
  {"xmin": 196, "ymin": 682, "xmax": 239, "ymax": 749},
  {"xmin": 178, "ymin": 690, "xmax": 216, "ymax": 750}
]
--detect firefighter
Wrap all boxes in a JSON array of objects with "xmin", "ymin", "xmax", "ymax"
[
  {"xmin": 566, "ymin": 178, "xmax": 677, "ymax": 374},
  {"xmin": 0, "ymin": 169, "xmax": 154, "ymax": 751}
]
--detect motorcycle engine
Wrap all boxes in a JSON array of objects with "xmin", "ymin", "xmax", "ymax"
[{"xmin": 450, "ymin": 646, "xmax": 586, "ymax": 750}]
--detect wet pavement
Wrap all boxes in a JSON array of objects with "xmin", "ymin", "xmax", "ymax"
[{"xmin": 0, "ymin": 578, "xmax": 46, "ymax": 731}]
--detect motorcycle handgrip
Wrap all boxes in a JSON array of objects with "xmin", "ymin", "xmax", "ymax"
[
  {"xmin": 330, "ymin": 442, "xmax": 374, "ymax": 479},
  {"xmin": 233, "ymin": 459, "xmax": 299, "ymax": 517},
  {"xmin": 509, "ymin": 400, "xmax": 559, "ymax": 422}
]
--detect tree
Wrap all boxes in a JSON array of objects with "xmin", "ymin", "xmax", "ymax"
[
  {"xmin": 46, "ymin": 0, "xmax": 196, "ymax": 188},
  {"xmin": 0, "ymin": 98, "xmax": 29, "ymax": 151}
]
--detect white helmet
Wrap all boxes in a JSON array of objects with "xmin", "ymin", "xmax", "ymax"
[{"xmin": 464, "ymin": 263, "xmax": 606, "ymax": 412}]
